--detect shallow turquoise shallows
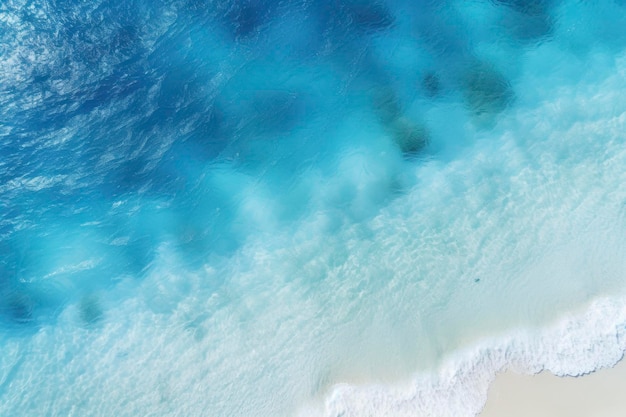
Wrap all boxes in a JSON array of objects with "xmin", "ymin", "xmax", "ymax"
[{"xmin": 2, "ymin": 0, "xmax": 626, "ymax": 416}]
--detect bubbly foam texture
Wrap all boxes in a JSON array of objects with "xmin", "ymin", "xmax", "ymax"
[{"xmin": 307, "ymin": 296, "xmax": 626, "ymax": 417}]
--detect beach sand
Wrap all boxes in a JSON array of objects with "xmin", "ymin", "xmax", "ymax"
[{"xmin": 479, "ymin": 357, "xmax": 626, "ymax": 417}]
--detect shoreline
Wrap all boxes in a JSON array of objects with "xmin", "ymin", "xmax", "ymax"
[
  {"xmin": 305, "ymin": 296, "xmax": 626, "ymax": 417},
  {"xmin": 479, "ymin": 357, "xmax": 626, "ymax": 417}
]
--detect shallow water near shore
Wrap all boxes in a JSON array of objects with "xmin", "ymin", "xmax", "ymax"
[{"xmin": 2, "ymin": 1, "xmax": 626, "ymax": 416}]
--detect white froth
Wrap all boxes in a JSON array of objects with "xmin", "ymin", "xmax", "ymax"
[{"xmin": 307, "ymin": 296, "xmax": 626, "ymax": 417}]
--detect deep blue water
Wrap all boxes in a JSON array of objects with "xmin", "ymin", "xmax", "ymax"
[
  {"xmin": 3, "ymin": 0, "xmax": 626, "ymax": 416},
  {"xmin": 0, "ymin": 0, "xmax": 486, "ymax": 324}
]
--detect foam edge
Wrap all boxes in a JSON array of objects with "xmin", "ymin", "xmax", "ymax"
[{"xmin": 297, "ymin": 295, "xmax": 626, "ymax": 417}]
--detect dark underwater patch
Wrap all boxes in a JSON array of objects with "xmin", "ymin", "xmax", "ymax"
[
  {"xmin": 422, "ymin": 72, "xmax": 442, "ymax": 98},
  {"xmin": 345, "ymin": 1, "xmax": 395, "ymax": 33},
  {"xmin": 494, "ymin": 0, "xmax": 555, "ymax": 41},
  {"xmin": 3, "ymin": 292, "xmax": 34, "ymax": 324},
  {"xmin": 371, "ymin": 86, "xmax": 429, "ymax": 156},
  {"xmin": 462, "ymin": 62, "xmax": 514, "ymax": 120},
  {"xmin": 219, "ymin": 0, "xmax": 278, "ymax": 39},
  {"xmin": 79, "ymin": 295, "xmax": 104, "ymax": 325},
  {"xmin": 390, "ymin": 119, "xmax": 429, "ymax": 157},
  {"xmin": 493, "ymin": 0, "xmax": 552, "ymax": 16}
]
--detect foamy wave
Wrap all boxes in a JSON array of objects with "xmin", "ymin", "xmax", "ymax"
[{"xmin": 304, "ymin": 296, "xmax": 626, "ymax": 417}]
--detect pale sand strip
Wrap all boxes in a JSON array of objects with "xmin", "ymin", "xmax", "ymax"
[{"xmin": 479, "ymin": 358, "xmax": 626, "ymax": 417}]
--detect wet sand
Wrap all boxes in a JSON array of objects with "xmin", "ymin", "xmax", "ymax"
[{"xmin": 480, "ymin": 358, "xmax": 626, "ymax": 417}]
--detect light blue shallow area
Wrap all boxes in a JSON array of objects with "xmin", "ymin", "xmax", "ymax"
[{"xmin": 2, "ymin": 0, "xmax": 626, "ymax": 416}]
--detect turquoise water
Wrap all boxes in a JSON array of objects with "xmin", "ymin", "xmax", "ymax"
[{"xmin": 2, "ymin": 0, "xmax": 626, "ymax": 415}]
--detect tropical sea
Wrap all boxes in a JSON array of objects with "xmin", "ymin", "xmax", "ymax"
[{"xmin": 2, "ymin": 0, "xmax": 626, "ymax": 416}]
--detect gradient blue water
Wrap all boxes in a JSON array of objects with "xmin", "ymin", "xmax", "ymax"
[{"xmin": 2, "ymin": 0, "xmax": 626, "ymax": 416}]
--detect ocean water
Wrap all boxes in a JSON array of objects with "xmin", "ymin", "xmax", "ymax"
[{"xmin": 2, "ymin": 0, "xmax": 626, "ymax": 415}]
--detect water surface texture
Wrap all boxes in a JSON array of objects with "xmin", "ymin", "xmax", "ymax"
[{"xmin": 2, "ymin": 0, "xmax": 626, "ymax": 416}]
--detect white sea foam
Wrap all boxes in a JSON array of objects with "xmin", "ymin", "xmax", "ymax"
[{"xmin": 305, "ymin": 296, "xmax": 626, "ymax": 417}]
